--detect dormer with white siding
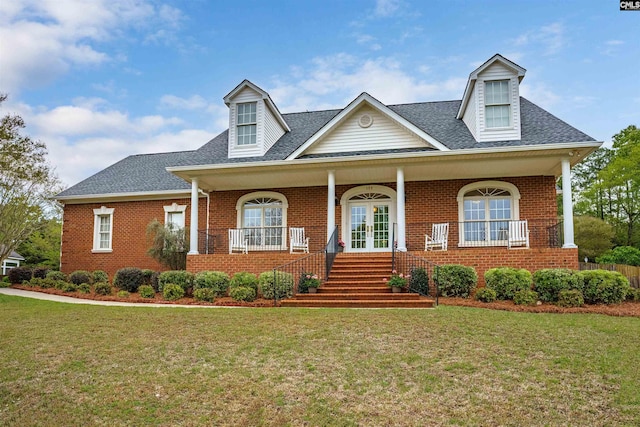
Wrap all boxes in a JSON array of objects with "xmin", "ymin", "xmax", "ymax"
[
  {"xmin": 224, "ymin": 80, "xmax": 290, "ymax": 158},
  {"xmin": 456, "ymin": 54, "xmax": 526, "ymax": 142}
]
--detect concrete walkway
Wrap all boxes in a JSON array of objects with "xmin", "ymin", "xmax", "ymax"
[{"xmin": 0, "ymin": 287, "xmax": 238, "ymax": 308}]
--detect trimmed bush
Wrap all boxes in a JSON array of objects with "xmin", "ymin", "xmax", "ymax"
[
  {"xmin": 409, "ymin": 267, "xmax": 430, "ymax": 295},
  {"xmin": 532, "ymin": 269, "xmax": 583, "ymax": 303},
  {"xmin": 141, "ymin": 269, "xmax": 154, "ymax": 286},
  {"xmin": 61, "ymin": 282, "xmax": 77, "ymax": 293},
  {"xmin": 580, "ymin": 270, "xmax": 630, "ymax": 304},
  {"xmin": 150, "ymin": 271, "xmax": 161, "ymax": 292},
  {"xmin": 626, "ymin": 287, "xmax": 640, "ymax": 302},
  {"xmin": 39, "ymin": 278, "xmax": 56, "ymax": 289},
  {"xmin": 46, "ymin": 271, "xmax": 67, "ymax": 282},
  {"xmin": 69, "ymin": 270, "xmax": 92, "ymax": 285},
  {"xmin": 158, "ymin": 271, "xmax": 194, "ymax": 293},
  {"xmin": 32, "ymin": 267, "xmax": 49, "ymax": 279},
  {"xmin": 194, "ymin": 271, "xmax": 230, "ymax": 297},
  {"xmin": 162, "ymin": 283, "xmax": 185, "ymax": 301},
  {"xmin": 8, "ymin": 267, "xmax": 32, "ymax": 284},
  {"xmin": 557, "ymin": 289, "xmax": 584, "ymax": 307},
  {"xmin": 513, "ymin": 290, "xmax": 539, "ymax": 306},
  {"xmin": 485, "ymin": 267, "xmax": 532, "ymax": 300},
  {"xmin": 117, "ymin": 290, "xmax": 130, "ymax": 298},
  {"xmin": 54, "ymin": 280, "xmax": 68, "ymax": 290},
  {"xmin": 434, "ymin": 264, "xmax": 477, "ymax": 298},
  {"xmin": 1, "ymin": 277, "xmax": 10, "ymax": 287},
  {"xmin": 596, "ymin": 246, "xmax": 640, "ymax": 266},
  {"xmin": 92, "ymin": 270, "xmax": 108, "ymax": 283},
  {"xmin": 475, "ymin": 287, "xmax": 497, "ymax": 303},
  {"xmin": 193, "ymin": 288, "xmax": 216, "ymax": 302},
  {"xmin": 259, "ymin": 271, "xmax": 294, "ymax": 299},
  {"xmin": 138, "ymin": 285, "xmax": 155, "ymax": 299},
  {"xmin": 229, "ymin": 272, "xmax": 258, "ymax": 293},
  {"xmin": 94, "ymin": 282, "xmax": 112, "ymax": 295},
  {"xmin": 114, "ymin": 267, "xmax": 144, "ymax": 293},
  {"xmin": 229, "ymin": 286, "xmax": 256, "ymax": 302},
  {"xmin": 78, "ymin": 283, "xmax": 91, "ymax": 294}
]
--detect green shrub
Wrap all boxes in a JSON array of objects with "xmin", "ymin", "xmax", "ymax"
[
  {"xmin": 625, "ymin": 287, "xmax": 640, "ymax": 302},
  {"xmin": 158, "ymin": 271, "xmax": 194, "ymax": 293},
  {"xmin": 150, "ymin": 271, "xmax": 161, "ymax": 292},
  {"xmin": 39, "ymin": 278, "xmax": 56, "ymax": 289},
  {"xmin": 2, "ymin": 276, "xmax": 9, "ymax": 284},
  {"xmin": 229, "ymin": 286, "xmax": 256, "ymax": 302},
  {"xmin": 532, "ymin": 269, "xmax": 583, "ymax": 302},
  {"xmin": 434, "ymin": 265, "xmax": 477, "ymax": 298},
  {"xmin": 141, "ymin": 269, "xmax": 154, "ymax": 286},
  {"xmin": 117, "ymin": 290, "xmax": 130, "ymax": 298},
  {"xmin": 513, "ymin": 290, "xmax": 539, "ymax": 306},
  {"xmin": 8, "ymin": 267, "xmax": 32, "ymax": 284},
  {"xmin": 475, "ymin": 287, "xmax": 497, "ymax": 303},
  {"xmin": 114, "ymin": 267, "xmax": 144, "ymax": 293},
  {"xmin": 193, "ymin": 288, "xmax": 216, "ymax": 302},
  {"xmin": 409, "ymin": 267, "xmax": 430, "ymax": 295},
  {"xmin": 485, "ymin": 267, "xmax": 532, "ymax": 300},
  {"xmin": 46, "ymin": 271, "xmax": 67, "ymax": 282},
  {"xmin": 94, "ymin": 282, "xmax": 112, "ymax": 295},
  {"xmin": 194, "ymin": 271, "xmax": 230, "ymax": 296},
  {"xmin": 32, "ymin": 267, "xmax": 49, "ymax": 279},
  {"xmin": 69, "ymin": 270, "xmax": 92, "ymax": 285},
  {"xmin": 596, "ymin": 246, "xmax": 640, "ymax": 266},
  {"xmin": 580, "ymin": 270, "xmax": 630, "ymax": 304},
  {"xmin": 78, "ymin": 283, "xmax": 91, "ymax": 294},
  {"xmin": 138, "ymin": 285, "xmax": 155, "ymax": 299},
  {"xmin": 229, "ymin": 272, "xmax": 258, "ymax": 293},
  {"xmin": 162, "ymin": 283, "xmax": 185, "ymax": 301},
  {"xmin": 54, "ymin": 280, "xmax": 68, "ymax": 290},
  {"xmin": 557, "ymin": 289, "xmax": 584, "ymax": 307},
  {"xmin": 259, "ymin": 271, "xmax": 294, "ymax": 299},
  {"xmin": 92, "ymin": 270, "xmax": 109, "ymax": 283},
  {"xmin": 61, "ymin": 282, "xmax": 77, "ymax": 293},
  {"xmin": 1, "ymin": 277, "xmax": 10, "ymax": 287}
]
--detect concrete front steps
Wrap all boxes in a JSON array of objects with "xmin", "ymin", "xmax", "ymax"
[{"xmin": 280, "ymin": 253, "xmax": 435, "ymax": 308}]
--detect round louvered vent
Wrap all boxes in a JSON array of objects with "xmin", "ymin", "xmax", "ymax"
[{"xmin": 358, "ymin": 114, "xmax": 373, "ymax": 128}]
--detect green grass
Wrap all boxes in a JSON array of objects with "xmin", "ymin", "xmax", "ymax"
[{"xmin": 1, "ymin": 295, "xmax": 639, "ymax": 426}]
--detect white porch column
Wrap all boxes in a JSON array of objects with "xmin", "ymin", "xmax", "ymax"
[
  {"xmin": 188, "ymin": 178, "xmax": 200, "ymax": 255},
  {"xmin": 561, "ymin": 158, "xmax": 577, "ymax": 248},
  {"xmin": 327, "ymin": 170, "xmax": 336, "ymax": 242},
  {"xmin": 396, "ymin": 167, "xmax": 407, "ymax": 251}
]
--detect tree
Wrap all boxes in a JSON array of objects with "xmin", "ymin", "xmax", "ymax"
[
  {"xmin": 574, "ymin": 216, "xmax": 614, "ymax": 262},
  {"xmin": 17, "ymin": 217, "xmax": 62, "ymax": 269},
  {"xmin": 146, "ymin": 219, "xmax": 188, "ymax": 270},
  {"xmin": 596, "ymin": 246, "xmax": 640, "ymax": 266},
  {"xmin": 0, "ymin": 94, "xmax": 61, "ymax": 265}
]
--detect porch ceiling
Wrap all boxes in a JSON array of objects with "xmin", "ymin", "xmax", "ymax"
[{"xmin": 167, "ymin": 142, "xmax": 600, "ymax": 191}]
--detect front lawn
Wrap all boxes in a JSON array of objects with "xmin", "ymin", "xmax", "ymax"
[{"xmin": 0, "ymin": 295, "xmax": 638, "ymax": 426}]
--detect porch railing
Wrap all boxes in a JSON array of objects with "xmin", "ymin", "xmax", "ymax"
[
  {"xmin": 405, "ymin": 218, "xmax": 564, "ymax": 250},
  {"xmin": 197, "ymin": 226, "xmax": 325, "ymax": 254},
  {"xmin": 271, "ymin": 227, "xmax": 340, "ymax": 306}
]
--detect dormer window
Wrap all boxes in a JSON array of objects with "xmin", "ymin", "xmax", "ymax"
[
  {"xmin": 237, "ymin": 102, "xmax": 257, "ymax": 145},
  {"xmin": 484, "ymin": 80, "xmax": 510, "ymax": 128}
]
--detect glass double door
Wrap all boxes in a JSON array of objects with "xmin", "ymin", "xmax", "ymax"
[{"xmin": 348, "ymin": 202, "xmax": 392, "ymax": 252}]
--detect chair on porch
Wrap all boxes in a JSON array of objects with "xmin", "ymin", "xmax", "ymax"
[
  {"xmin": 508, "ymin": 220, "xmax": 530, "ymax": 249},
  {"xmin": 228, "ymin": 229, "xmax": 248, "ymax": 254},
  {"xmin": 425, "ymin": 223, "xmax": 449, "ymax": 251},
  {"xmin": 289, "ymin": 227, "xmax": 310, "ymax": 254}
]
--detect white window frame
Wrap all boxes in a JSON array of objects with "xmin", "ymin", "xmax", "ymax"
[
  {"xmin": 236, "ymin": 191, "xmax": 288, "ymax": 251},
  {"xmin": 92, "ymin": 206, "xmax": 115, "ymax": 253},
  {"xmin": 164, "ymin": 203, "xmax": 187, "ymax": 230},
  {"xmin": 2, "ymin": 259, "xmax": 20, "ymax": 275},
  {"xmin": 484, "ymin": 80, "xmax": 511, "ymax": 129},
  {"xmin": 236, "ymin": 102, "xmax": 257, "ymax": 146},
  {"xmin": 457, "ymin": 181, "xmax": 521, "ymax": 247}
]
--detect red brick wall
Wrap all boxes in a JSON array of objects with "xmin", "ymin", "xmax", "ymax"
[
  {"xmin": 61, "ymin": 198, "xmax": 206, "ymax": 277},
  {"xmin": 187, "ymin": 253, "xmax": 305, "ymax": 276}
]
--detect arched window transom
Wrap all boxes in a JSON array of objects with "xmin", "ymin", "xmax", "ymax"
[{"xmin": 350, "ymin": 193, "xmax": 391, "ymax": 201}]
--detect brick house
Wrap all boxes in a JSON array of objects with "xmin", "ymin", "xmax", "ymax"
[{"xmin": 55, "ymin": 54, "xmax": 600, "ymax": 286}]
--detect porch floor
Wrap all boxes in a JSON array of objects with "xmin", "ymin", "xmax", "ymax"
[{"xmin": 280, "ymin": 253, "xmax": 435, "ymax": 308}]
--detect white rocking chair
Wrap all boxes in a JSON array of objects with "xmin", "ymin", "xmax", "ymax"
[
  {"xmin": 425, "ymin": 223, "xmax": 449, "ymax": 251},
  {"xmin": 228, "ymin": 229, "xmax": 248, "ymax": 254},
  {"xmin": 289, "ymin": 227, "xmax": 310, "ymax": 254},
  {"xmin": 508, "ymin": 220, "xmax": 530, "ymax": 249}
]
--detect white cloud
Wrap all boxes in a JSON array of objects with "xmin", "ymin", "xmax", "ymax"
[
  {"xmin": 514, "ymin": 22, "xmax": 565, "ymax": 55},
  {"xmin": 160, "ymin": 95, "xmax": 210, "ymax": 111},
  {"xmin": 0, "ymin": 0, "xmax": 183, "ymax": 93},
  {"xmin": 520, "ymin": 82, "xmax": 560, "ymax": 109},
  {"xmin": 374, "ymin": 0, "xmax": 402, "ymax": 17}
]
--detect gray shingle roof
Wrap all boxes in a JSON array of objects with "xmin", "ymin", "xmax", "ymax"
[{"xmin": 56, "ymin": 97, "xmax": 595, "ymax": 198}]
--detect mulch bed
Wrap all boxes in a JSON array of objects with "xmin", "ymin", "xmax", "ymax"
[{"xmin": 9, "ymin": 284, "xmax": 640, "ymax": 316}]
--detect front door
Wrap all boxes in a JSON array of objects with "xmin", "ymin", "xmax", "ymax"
[{"xmin": 348, "ymin": 202, "xmax": 391, "ymax": 252}]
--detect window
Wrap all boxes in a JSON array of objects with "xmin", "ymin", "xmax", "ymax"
[
  {"xmin": 164, "ymin": 203, "xmax": 187, "ymax": 230},
  {"xmin": 236, "ymin": 192, "xmax": 288, "ymax": 250},
  {"xmin": 457, "ymin": 181, "xmax": 520, "ymax": 246},
  {"xmin": 484, "ymin": 80, "xmax": 510, "ymax": 128},
  {"xmin": 2, "ymin": 259, "xmax": 20, "ymax": 275},
  {"xmin": 237, "ymin": 102, "xmax": 257, "ymax": 145},
  {"xmin": 93, "ymin": 206, "xmax": 114, "ymax": 252}
]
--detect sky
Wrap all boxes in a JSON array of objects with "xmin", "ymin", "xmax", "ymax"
[{"xmin": 1, "ymin": 0, "xmax": 639, "ymax": 189}]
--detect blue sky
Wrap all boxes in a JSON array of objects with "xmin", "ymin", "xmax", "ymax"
[{"xmin": 1, "ymin": 0, "xmax": 638, "ymax": 188}]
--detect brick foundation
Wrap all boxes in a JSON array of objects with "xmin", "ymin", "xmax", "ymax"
[{"xmin": 187, "ymin": 253, "xmax": 305, "ymax": 276}]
